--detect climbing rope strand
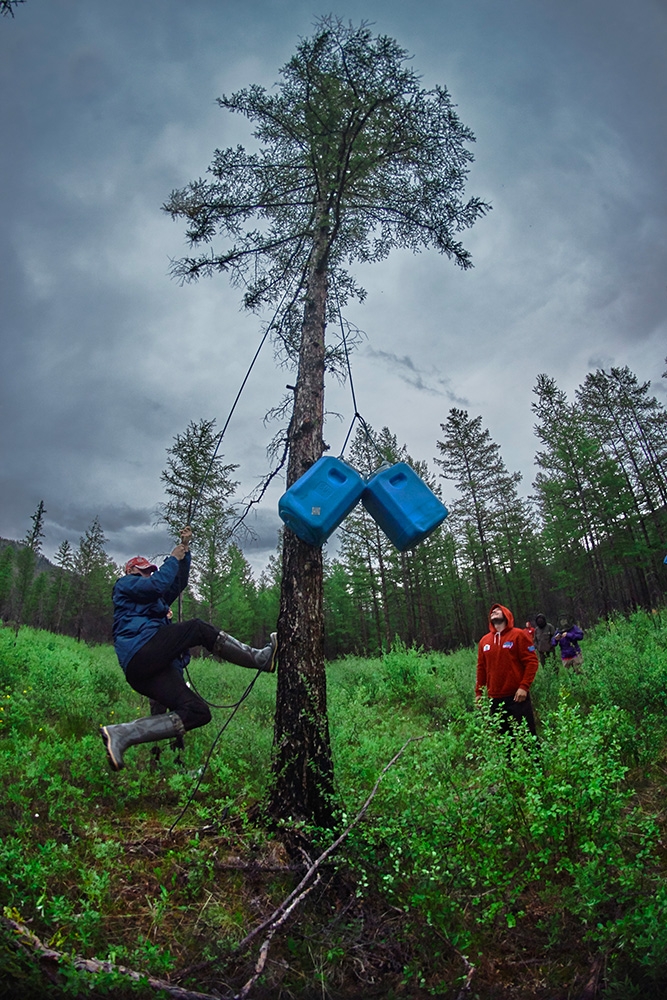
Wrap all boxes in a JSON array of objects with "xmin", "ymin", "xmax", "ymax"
[
  {"xmin": 187, "ymin": 280, "xmax": 298, "ymax": 526},
  {"xmin": 162, "ymin": 278, "xmax": 314, "ymax": 829},
  {"xmin": 225, "ymin": 432, "xmax": 290, "ymax": 538},
  {"xmin": 186, "ymin": 328, "xmax": 271, "ymax": 525},
  {"xmin": 183, "ymin": 662, "xmax": 255, "ymax": 711},
  {"xmin": 339, "ymin": 412, "xmax": 359, "ymax": 458},
  {"xmin": 332, "ymin": 280, "xmax": 385, "ymax": 465},
  {"xmin": 333, "ymin": 279, "xmax": 360, "ymax": 417},
  {"xmin": 168, "ymin": 669, "xmax": 262, "ymax": 835}
]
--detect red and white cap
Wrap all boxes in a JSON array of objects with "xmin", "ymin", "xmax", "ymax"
[{"xmin": 125, "ymin": 556, "xmax": 158, "ymax": 575}]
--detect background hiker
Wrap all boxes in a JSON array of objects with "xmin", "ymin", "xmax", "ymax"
[
  {"xmin": 534, "ymin": 613, "xmax": 556, "ymax": 668},
  {"xmin": 101, "ymin": 526, "xmax": 277, "ymax": 771},
  {"xmin": 552, "ymin": 620, "xmax": 584, "ymax": 670},
  {"xmin": 476, "ymin": 603, "xmax": 539, "ymax": 736}
]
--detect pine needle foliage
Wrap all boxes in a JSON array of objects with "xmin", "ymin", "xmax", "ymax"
[{"xmin": 163, "ymin": 16, "xmax": 489, "ymax": 363}]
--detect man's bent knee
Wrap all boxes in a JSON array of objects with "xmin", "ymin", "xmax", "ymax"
[{"xmin": 179, "ymin": 699, "xmax": 212, "ymax": 731}]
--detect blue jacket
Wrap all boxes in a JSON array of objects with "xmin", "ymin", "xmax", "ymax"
[{"xmin": 112, "ymin": 553, "xmax": 191, "ymax": 671}]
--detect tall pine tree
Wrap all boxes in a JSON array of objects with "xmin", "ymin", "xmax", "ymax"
[{"xmin": 164, "ymin": 18, "xmax": 488, "ymax": 825}]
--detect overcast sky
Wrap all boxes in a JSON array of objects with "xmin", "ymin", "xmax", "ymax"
[{"xmin": 1, "ymin": 0, "xmax": 665, "ymax": 573}]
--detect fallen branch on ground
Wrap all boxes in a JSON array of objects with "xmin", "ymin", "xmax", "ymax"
[
  {"xmin": 231, "ymin": 734, "xmax": 426, "ymax": 998},
  {"xmin": 454, "ymin": 952, "xmax": 476, "ymax": 999},
  {"xmin": 234, "ymin": 875, "xmax": 322, "ymax": 1000},
  {"xmin": 235, "ymin": 735, "xmax": 427, "ymax": 956},
  {"xmin": 0, "ymin": 914, "xmax": 223, "ymax": 1000}
]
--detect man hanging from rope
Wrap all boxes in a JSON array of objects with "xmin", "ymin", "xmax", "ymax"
[{"xmin": 100, "ymin": 526, "xmax": 277, "ymax": 771}]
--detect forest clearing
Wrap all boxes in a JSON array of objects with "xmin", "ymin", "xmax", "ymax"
[
  {"xmin": 2, "ymin": 612, "xmax": 667, "ymax": 999},
  {"xmin": 3, "ymin": 8, "xmax": 667, "ymax": 1000}
]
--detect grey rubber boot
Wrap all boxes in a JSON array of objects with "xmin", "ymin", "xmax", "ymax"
[
  {"xmin": 213, "ymin": 631, "xmax": 278, "ymax": 673},
  {"xmin": 100, "ymin": 712, "xmax": 186, "ymax": 772}
]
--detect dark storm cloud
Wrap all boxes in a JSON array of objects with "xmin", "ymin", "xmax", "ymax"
[
  {"xmin": 47, "ymin": 501, "xmax": 153, "ymax": 536},
  {"xmin": 364, "ymin": 347, "xmax": 470, "ymax": 404},
  {"xmin": 1, "ymin": 0, "xmax": 665, "ymax": 570}
]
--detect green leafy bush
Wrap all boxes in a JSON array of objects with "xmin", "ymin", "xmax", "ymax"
[{"xmin": 2, "ymin": 614, "xmax": 667, "ymax": 996}]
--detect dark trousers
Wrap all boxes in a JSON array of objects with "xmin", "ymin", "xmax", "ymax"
[
  {"xmin": 490, "ymin": 694, "xmax": 537, "ymax": 736},
  {"xmin": 538, "ymin": 649, "xmax": 556, "ymax": 668},
  {"xmin": 125, "ymin": 619, "xmax": 218, "ymax": 731}
]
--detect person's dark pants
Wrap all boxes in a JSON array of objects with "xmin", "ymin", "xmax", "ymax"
[
  {"xmin": 490, "ymin": 694, "xmax": 537, "ymax": 736},
  {"xmin": 125, "ymin": 619, "xmax": 218, "ymax": 732},
  {"xmin": 149, "ymin": 664, "xmax": 186, "ymax": 750}
]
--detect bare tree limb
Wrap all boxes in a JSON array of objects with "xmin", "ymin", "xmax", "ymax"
[
  {"xmin": 1, "ymin": 915, "xmax": 226, "ymax": 1000},
  {"xmin": 236, "ymin": 734, "xmax": 427, "ymax": 955},
  {"xmin": 454, "ymin": 952, "xmax": 476, "ymax": 999},
  {"xmin": 1, "ymin": 0, "xmax": 25, "ymax": 17},
  {"xmin": 234, "ymin": 875, "xmax": 322, "ymax": 1000}
]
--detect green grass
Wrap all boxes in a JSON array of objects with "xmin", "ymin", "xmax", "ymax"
[{"xmin": 2, "ymin": 612, "xmax": 667, "ymax": 997}]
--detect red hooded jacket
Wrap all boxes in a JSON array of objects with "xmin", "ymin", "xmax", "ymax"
[{"xmin": 476, "ymin": 603, "xmax": 539, "ymax": 698}]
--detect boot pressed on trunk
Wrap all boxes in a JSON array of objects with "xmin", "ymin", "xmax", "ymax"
[
  {"xmin": 213, "ymin": 631, "xmax": 278, "ymax": 673},
  {"xmin": 101, "ymin": 712, "xmax": 185, "ymax": 771}
]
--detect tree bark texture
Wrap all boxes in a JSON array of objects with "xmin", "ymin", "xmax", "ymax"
[{"xmin": 270, "ymin": 214, "xmax": 336, "ymax": 827}]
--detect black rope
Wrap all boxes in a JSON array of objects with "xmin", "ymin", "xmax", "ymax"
[
  {"xmin": 168, "ymin": 668, "xmax": 262, "ymax": 835},
  {"xmin": 186, "ymin": 286, "xmax": 294, "ymax": 526},
  {"xmin": 167, "ymin": 289, "xmax": 295, "ymax": 828},
  {"xmin": 183, "ymin": 661, "xmax": 253, "ymax": 710},
  {"xmin": 332, "ymin": 281, "xmax": 385, "ymax": 465},
  {"xmin": 186, "ymin": 329, "xmax": 271, "ymax": 526},
  {"xmin": 339, "ymin": 410, "xmax": 384, "ymax": 463}
]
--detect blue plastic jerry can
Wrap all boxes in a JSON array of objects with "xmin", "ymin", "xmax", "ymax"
[
  {"xmin": 278, "ymin": 455, "xmax": 365, "ymax": 547},
  {"xmin": 362, "ymin": 462, "xmax": 448, "ymax": 551}
]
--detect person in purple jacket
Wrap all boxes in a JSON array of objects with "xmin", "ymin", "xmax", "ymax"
[
  {"xmin": 100, "ymin": 526, "xmax": 277, "ymax": 771},
  {"xmin": 552, "ymin": 620, "xmax": 584, "ymax": 670}
]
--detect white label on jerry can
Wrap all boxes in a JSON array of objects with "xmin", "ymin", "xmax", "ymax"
[{"xmin": 311, "ymin": 506, "xmax": 321, "ymax": 516}]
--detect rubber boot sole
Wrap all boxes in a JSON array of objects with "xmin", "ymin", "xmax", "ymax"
[
  {"xmin": 267, "ymin": 632, "xmax": 278, "ymax": 673},
  {"xmin": 100, "ymin": 726, "xmax": 123, "ymax": 771}
]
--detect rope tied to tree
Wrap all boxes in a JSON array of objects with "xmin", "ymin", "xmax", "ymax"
[{"xmin": 332, "ymin": 278, "xmax": 386, "ymax": 467}]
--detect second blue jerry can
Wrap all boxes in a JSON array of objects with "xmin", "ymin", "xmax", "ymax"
[
  {"xmin": 278, "ymin": 456, "xmax": 365, "ymax": 547},
  {"xmin": 362, "ymin": 462, "xmax": 448, "ymax": 551}
]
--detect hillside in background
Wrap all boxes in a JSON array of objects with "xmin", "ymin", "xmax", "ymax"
[{"xmin": 0, "ymin": 537, "xmax": 56, "ymax": 575}]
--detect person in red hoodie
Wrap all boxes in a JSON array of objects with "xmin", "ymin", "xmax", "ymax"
[{"xmin": 476, "ymin": 603, "xmax": 539, "ymax": 736}]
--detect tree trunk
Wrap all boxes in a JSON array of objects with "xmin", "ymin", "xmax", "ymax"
[{"xmin": 269, "ymin": 214, "xmax": 336, "ymax": 827}]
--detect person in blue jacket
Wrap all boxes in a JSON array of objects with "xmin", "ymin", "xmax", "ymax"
[
  {"xmin": 552, "ymin": 620, "xmax": 584, "ymax": 670},
  {"xmin": 100, "ymin": 526, "xmax": 277, "ymax": 771}
]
